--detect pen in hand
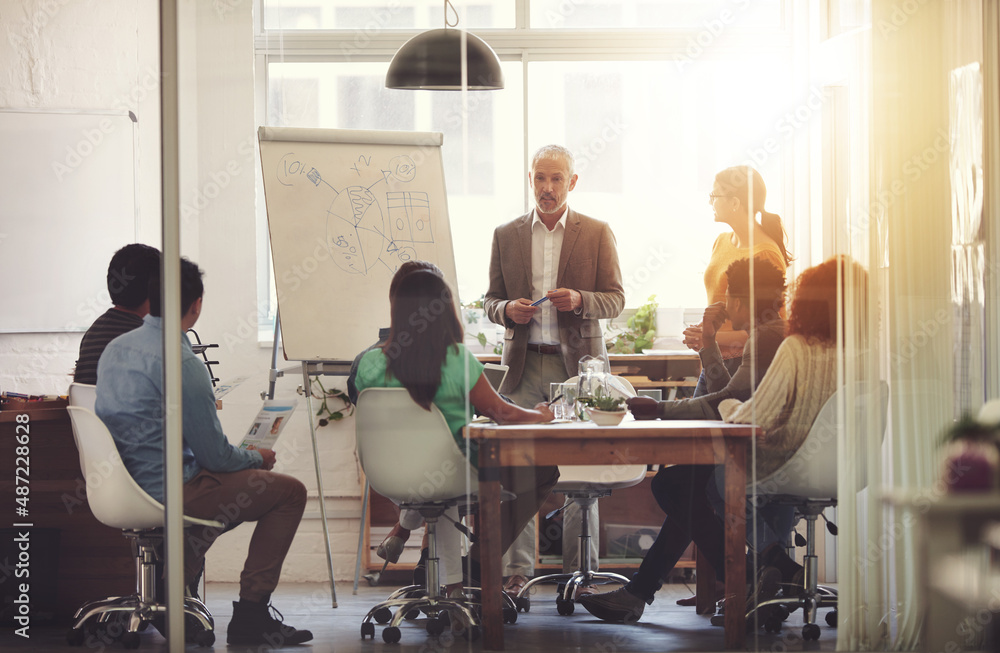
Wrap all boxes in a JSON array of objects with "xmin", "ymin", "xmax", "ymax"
[{"xmin": 547, "ymin": 393, "xmax": 563, "ymax": 406}]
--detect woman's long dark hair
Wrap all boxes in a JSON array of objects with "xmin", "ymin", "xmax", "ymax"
[
  {"xmin": 716, "ymin": 166, "xmax": 793, "ymax": 266},
  {"xmin": 383, "ymin": 268, "xmax": 464, "ymax": 410}
]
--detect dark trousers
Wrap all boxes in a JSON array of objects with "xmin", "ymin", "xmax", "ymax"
[{"xmin": 625, "ymin": 464, "xmax": 726, "ymax": 603}]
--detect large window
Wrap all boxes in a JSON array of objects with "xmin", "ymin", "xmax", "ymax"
[{"xmin": 256, "ymin": 1, "xmax": 803, "ymax": 337}]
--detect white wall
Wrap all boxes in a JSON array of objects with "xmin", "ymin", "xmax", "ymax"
[{"xmin": 0, "ymin": 0, "xmax": 363, "ymax": 585}]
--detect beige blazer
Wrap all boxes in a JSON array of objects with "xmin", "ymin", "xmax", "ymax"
[{"xmin": 484, "ymin": 209, "xmax": 625, "ymax": 394}]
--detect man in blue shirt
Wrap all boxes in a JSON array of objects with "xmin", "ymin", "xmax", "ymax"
[{"xmin": 96, "ymin": 258, "xmax": 312, "ymax": 646}]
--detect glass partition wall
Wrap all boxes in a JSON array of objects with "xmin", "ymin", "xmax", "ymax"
[{"xmin": 237, "ymin": 1, "xmax": 999, "ymax": 650}]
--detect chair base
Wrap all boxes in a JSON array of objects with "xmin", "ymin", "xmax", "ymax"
[
  {"xmin": 67, "ymin": 595, "xmax": 216, "ymax": 648},
  {"xmin": 517, "ymin": 570, "xmax": 631, "ymax": 615},
  {"xmin": 515, "ymin": 492, "xmax": 630, "ymax": 615},
  {"xmin": 66, "ymin": 529, "xmax": 215, "ymax": 649},
  {"xmin": 746, "ymin": 508, "xmax": 837, "ymax": 641},
  {"xmin": 360, "ymin": 508, "xmax": 521, "ymax": 643}
]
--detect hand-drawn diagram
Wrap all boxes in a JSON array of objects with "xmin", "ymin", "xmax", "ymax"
[{"xmin": 274, "ymin": 151, "xmax": 432, "ymax": 275}]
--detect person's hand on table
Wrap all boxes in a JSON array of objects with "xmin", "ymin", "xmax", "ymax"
[
  {"xmin": 505, "ymin": 298, "xmax": 539, "ymax": 324},
  {"xmin": 682, "ymin": 324, "xmax": 703, "ymax": 351},
  {"xmin": 546, "ymin": 288, "xmax": 582, "ymax": 312},
  {"xmin": 626, "ymin": 396, "xmax": 659, "ymax": 420},
  {"xmin": 533, "ymin": 402, "xmax": 555, "ymax": 422},
  {"xmin": 248, "ymin": 445, "xmax": 276, "ymax": 470}
]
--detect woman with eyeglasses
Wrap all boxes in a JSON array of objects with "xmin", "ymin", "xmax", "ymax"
[{"xmin": 683, "ymin": 166, "xmax": 793, "ymax": 393}]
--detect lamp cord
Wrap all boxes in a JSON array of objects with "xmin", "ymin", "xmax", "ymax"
[{"xmin": 444, "ymin": 0, "xmax": 459, "ymax": 27}]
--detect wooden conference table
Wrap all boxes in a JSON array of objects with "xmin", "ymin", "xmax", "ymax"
[{"xmin": 465, "ymin": 417, "xmax": 755, "ymax": 651}]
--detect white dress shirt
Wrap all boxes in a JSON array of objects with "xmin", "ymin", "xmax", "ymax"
[{"xmin": 528, "ymin": 208, "xmax": 566, "ymax": 345}]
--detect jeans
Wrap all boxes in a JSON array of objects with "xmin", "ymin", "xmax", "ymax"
[{"xmin": 706, "ymin": 467, "xmax": 797, "ymax": 555}]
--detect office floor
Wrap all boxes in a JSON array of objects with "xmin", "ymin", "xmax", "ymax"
[{"xmin": 0, "ymin": 581, "xmax": 838, "ymax": 653}]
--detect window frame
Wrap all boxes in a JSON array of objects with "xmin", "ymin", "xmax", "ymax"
[{"xmin": 252, "ymin": 0, "xmax": 805, "ymax": 341}]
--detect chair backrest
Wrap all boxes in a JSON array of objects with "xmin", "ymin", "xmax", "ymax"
[
  {"xmin": 67, "ymin": 406, "xmax": 171, "ymax": 530},
  {"xmin": 68, "ymin": 382, "xmax": 97, "ymax": 411},
  {"xmin": 753, "ymin": 380, "xmax": 889, "ymax": 499},
  {"xmin": 66, "ymin": 406, "xmax": 222, "ymax": 531},
  {"xmin": 355, "ymin": 388, "xmax": 478, "ymax": 504}
]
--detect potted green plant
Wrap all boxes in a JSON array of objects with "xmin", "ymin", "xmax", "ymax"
[
  {"xmin": 580, "ymin": 387, "xmax": 627, "ymax": 426},
  {"xmin": 606, "ymin": 295, "xmax": 658, "ymax": 354}
]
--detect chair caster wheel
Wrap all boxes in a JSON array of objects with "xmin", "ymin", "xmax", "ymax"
[
  {"xmin": 802, "ymin": 623, "xmax": 821, "ymax": 640},
  {"xmin": 404, "ymin": 608, "xmax": 420, "ymax": 620},
  {"xmin": 764, "ymin": 617, "xmax": 782, "ymax": 633},
  {"xmin": 120, "ymin": 631, "xmax": 141, "ymax": 649},
  {"xmin": 515, "ymin": 596, "xmax": 530, "ymax": 612},
  {"xmin": 360, "ymin": 621, "xmax": 376, "ymax": 639},
  {"xmin": 67, "ymin": 628, "xmax": 85, "ymax": 646},
  {"xmin": 826, "ymin": 611, "xmax": 837, "ymax": 627},
  {"xmin": 426, "ymin": 615, "xmax": 446, "ymax": 636},
  {"xmin": 556, "ymin": 599, "xmax": 575, "ymax": 616},
  {"xmin": 776, "ymin": 605, "xmax": 791, "ymax": 620},
  {"xmin": 374, "ymin": 607, "xmax": 392, "ymax": 624},
  {"xmin": 503, "ymin": 606, "xmax": 518, "ymax": 624},
  {"xmin": 193, "ymin": 630, "xmax": 215, "ymax": 647},
  {"xmin": 382, "ymin": 626, "xmax": 402, "ymax": 643}
]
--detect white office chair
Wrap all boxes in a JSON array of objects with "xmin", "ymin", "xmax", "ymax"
[
  {"xmin": 514, "ymin": 376, "xmax": 648, "ymax": 616},
  {"xmin": 65, "ymin": 406, "xmax": 222, "ymax": 649},
  {"xmin": 68, "ymin": 382, "xmax": 97, "ymax": 411},
  {"xmin": 355, "ymin": 387, "xmax": 516, "ymax": 643},
  {"xmin": 749, "ymin": 380, "xmax": 889, "ymax": 640}
]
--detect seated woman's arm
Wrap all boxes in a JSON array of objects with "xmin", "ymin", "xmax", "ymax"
[{"xmin": 469, "ymin": 375, "xmax": 554, "ymax": 425}]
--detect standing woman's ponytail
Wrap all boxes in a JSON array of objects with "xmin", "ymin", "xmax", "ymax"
[{"xmin": 759, "ymin": 210, "xmax": 793, "ymax": 266}]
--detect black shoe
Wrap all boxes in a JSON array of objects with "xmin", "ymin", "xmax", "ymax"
[
  {"xmin": 578, "ymin": 587, "xmax": 646, "ymax": 623},
  {"xmin": 227, "ymin": 598, "xmax": 313, "ymax": 646}
]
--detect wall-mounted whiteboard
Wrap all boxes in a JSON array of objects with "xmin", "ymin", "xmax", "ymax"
[
  {"xmin": 258, "ymin": 127, "xmax": 458, "ymax": 361},
  {"xmin": 0, "ymin": 109, "xmax": 138, "ymax": 332}
]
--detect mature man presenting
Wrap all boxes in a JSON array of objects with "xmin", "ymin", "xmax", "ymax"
[{"xmin": 484, "ymin": 144, "xmax": 624, "ymax": 597}]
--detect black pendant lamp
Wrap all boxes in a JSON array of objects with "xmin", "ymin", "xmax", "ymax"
[{"xmin": 386, "ymin": 1, "xmax": 504, "ymax": 91}]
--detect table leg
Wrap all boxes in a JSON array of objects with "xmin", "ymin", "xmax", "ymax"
[
  {"xmin": 723, "ymin": 438, "xmax": 747, "ymax": 649},
  {"xmin": 478, "ymin": 441, "xmax": 504, "ymax": 651},
  {"xmin": 695, "ymin": 547, "xmax": 718, "ymax": 615}
]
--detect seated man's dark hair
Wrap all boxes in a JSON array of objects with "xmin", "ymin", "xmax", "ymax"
[
  {"xmin": 148, "ymin": 258, "xmax": 204, "ymax": 318},
  {"xmin": 724, "ymin": 256, "xmax": 786, "ymax": 323},
  {"xmin": 107, "ymin": 244, "xmax": 161, "ymax": 310}
]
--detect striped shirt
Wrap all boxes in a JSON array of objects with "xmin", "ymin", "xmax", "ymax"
[{"xmin": 73, "ymin": 308, "xmax": 144, "ymax": 384}]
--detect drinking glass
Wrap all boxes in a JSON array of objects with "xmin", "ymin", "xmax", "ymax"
[
  {"xmin": 560, "ymin": 381, "xmax": 581, "ymax": 421},
  {"xmin": 549, "ymin": 382, "xmax": 566, "ymax": 420}
]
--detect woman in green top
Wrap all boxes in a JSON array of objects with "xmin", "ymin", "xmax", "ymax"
[{"xmin": 355, "ymin": 262, "xmax": 556, "ymax": 596}]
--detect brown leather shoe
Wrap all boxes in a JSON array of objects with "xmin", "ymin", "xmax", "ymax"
[{"xmin": 503, "ymin": 574, "xmax": 530, "ymax": 599}]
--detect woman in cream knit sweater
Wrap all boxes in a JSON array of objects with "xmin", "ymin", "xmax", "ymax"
[
  {"xmin": 712, "ymin": 255, "xmax": 869, "ymax": 599},
  {"xmin": 719, "ymin": 255, "xmax": 869, "ymax": 479}
]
